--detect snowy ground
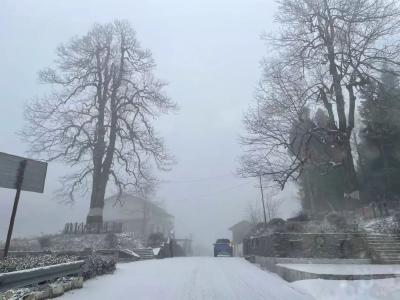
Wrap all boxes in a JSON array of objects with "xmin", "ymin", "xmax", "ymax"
[
  {"xmin": 61, "ymin": 257, "xmax": 312, "ymax": 300},
  {"xmin": 292, "ymin": 278, "xmax": 400, "ymax": 300},
  {"xmin": 278, "ymin": 263, "xmax": 400, "ymax": 275}
]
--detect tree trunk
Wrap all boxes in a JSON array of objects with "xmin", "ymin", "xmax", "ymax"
[
  {"xmin": 379, "ymin": 143, "xmax": 390, "ymax": 200},
  {"xmin": 324, "ymin": 11, "xmax": 359, "ymax": 199},
  {"xmin": 86, "ymin": 174, "xmax": 107, "ymax": 225},
  {"xmin": 343, "ymin": 141, "xmax": 359, "ymax": 198},
  {"xmin": 304, "ymin": 169, "xmax": 316, "ymax": 215},
  {"xmin": 86, "ymin": 47, "xmax": 124, "ymax": 227}
]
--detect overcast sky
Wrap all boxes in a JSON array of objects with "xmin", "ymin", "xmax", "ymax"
[{"xmin": 0, "ymin": 0, "xmax": 301, "ymax": 249}]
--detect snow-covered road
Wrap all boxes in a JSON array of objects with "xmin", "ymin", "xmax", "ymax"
[{"xmin": 61, "ymin": 257, "xmax": 312, "ymax": 300}]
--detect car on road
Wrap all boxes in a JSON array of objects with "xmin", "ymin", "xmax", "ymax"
[{"xmin": 213, "ymin": 238, "xmax": 233, "ymax": 257}]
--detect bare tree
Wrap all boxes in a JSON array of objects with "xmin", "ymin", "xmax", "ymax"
[
  {"xmin": 246, "ymin": 201, "xmax": 262, "ymax": 227},
  {"xmin": 22, "ymin": 21, "xmax": 176, "ymax": 225},
  {"xmin": 262, "ymin": 183, "xmax": 283, "ymax": 222},
  {"xmin": 246, "ymin": 180, "xmax": 283, "ymax": 225},
  {"xmin": 240, "ymin": 62, "xmax": 317, "ymax": 187},
  {"xmin": 242, "ymin": 0, "xmax": 400, "ymax": 200}
]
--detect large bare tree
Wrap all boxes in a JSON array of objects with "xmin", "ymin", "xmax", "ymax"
[
  {"xmin": 241, "ymin": 0, "xmax": 400, "ymax": 200},
  {"xmin": 240, "ymin": 62, "xmax": 314, "ymax": 187},
  {"xmin": 22, "ymin": 21, "xmax": 176, "ymax": 225}
]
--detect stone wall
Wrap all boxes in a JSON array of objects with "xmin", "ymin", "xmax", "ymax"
[
  {"xmin": 244, "ymin": 233, "xmax": 369, "ymax": 259},
  {"xmin": 253, "ymin": 256, "xmax": 373, "ymax": 282}
]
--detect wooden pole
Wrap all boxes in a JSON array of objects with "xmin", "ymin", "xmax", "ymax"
[
  {"xmin": 3, "ymin": 160, "xmax": 27, "ymax": 259},
  {"xmin": 259, "ymin": 175, "xmax": 268, "ymax": 227}
]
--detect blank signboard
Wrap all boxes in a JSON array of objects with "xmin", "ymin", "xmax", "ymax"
[{"xmin": 0, "ymin": 152, "xmax": 47, "ymax": 193}]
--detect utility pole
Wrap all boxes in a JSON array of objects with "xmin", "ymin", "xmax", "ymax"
[{"xmin": 259, "ymin": 175, "xmax": 268, "ymax": 228}]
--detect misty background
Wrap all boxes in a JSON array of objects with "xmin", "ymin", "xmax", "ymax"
[{"xmin": 0, "ymin": 0, "xmax": 301, "ymax": 250}]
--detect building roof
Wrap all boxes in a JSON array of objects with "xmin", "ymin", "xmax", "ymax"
[
  {"xmin": 229, "ymin": 220, "xmax": 251, "ymax": 232},
  {"xmin": 104, "ymin": 193, "xmax": 174, "ymax": 220}
]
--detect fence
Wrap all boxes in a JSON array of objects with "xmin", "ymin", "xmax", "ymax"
[
  {"xmin": 63, "ymin": 221, "xmax": 123, "ymax": 234},
  {"xmin": 358, "ymin": 200, "xmax": 400, "ymax": 219},
  {"xmin": 6, "ymin": 249, "xmax": 93, "ymax": 258},
  {"xmin": 0, "ymin": 260, "xmax": 84, "ymax": 292}
]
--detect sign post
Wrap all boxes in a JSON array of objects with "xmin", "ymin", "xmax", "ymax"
[
  {"xmin": 0, "ymin": 153, "xmax": 47, "ymax": 259},
  {"xmin": 3, "ymin": 160, "xmax": 27, "ymax": 258}
]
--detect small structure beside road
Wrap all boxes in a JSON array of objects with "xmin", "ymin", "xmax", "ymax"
[{"xmin": 229, "ymin": 220, "xmax": 251, "ymax": 256}]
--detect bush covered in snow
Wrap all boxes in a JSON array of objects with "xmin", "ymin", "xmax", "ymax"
[
  {"xmin": 104, "ymin": 233, "xmax": 119, "ymax": 249},
  {"xmin": 361, "ymin": 216, "xmax": 399, "ymax": 233},
  {"xmin": 0, "ymin": 232, "xmax": 142, "ymax": 252},
  {"xmin": 0, "ymin": 255, "xmax": 78, "ymax": 273},
  {"xmin": 81, "ymin": 254, "xmax": 116, "ymax": 280},
  {"xmin": 37, "ymin": 235, "xmax": 52, "ymax": 250},
  {"xmin": 0, "ymin": 253, "xmax": 115, "ymax": 280},
  {"xmin": 0, "ymin": 237, "xmax": 41, "ymax": 252}
]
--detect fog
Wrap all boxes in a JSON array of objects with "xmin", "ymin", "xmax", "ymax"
[{"xmin": 0, "ymin": 0, "xmax": 301, "ymax": 250}]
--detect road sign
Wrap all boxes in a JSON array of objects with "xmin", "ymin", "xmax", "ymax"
[
  {"xmin": 0, "ymin": 152, "xmax": 48, "ymax": 258},
  {"xmin": 0, "ymin": 152, "xmax": 47, "ymax": 193}
]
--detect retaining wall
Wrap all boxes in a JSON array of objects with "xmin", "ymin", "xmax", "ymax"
[{"xmin": 244, "ymin": 233, "xmax": 369, "ymax": 259}]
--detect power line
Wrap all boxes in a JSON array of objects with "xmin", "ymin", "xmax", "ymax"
[
  {"xmin": 159, "ymin": 173, "xmax": 237, "ymax": 184},
  {"xmin": 194, "ymin": 181, "xmax": 255, "ymax": 199},
  {"xmin": 165, "ymin": 177, "xmax": 278, "ymax": 201}
]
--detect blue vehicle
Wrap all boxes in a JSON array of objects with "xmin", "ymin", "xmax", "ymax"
[{"xmin": 213, "ymin": 238, "xmax": 233, "ymax": 257}]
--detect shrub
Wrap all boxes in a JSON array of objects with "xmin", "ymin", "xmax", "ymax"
[
  {"xmin": 81, "ymin": 254, "xmax": 116, "ymax": 280},
  {"xmin": 104, "ymin": 233, "xmax": 118, "ymax": 249},
  {"xmin": 147, "ymin": 232, "xmax": 165, "ymax": 248},
  {"xmin": 38, "ymin": 235, "xmax": 52, "ymax": 250},
  {"xmin": 325, "ymin": 213, "xmax": 348, "ymax": 230}
]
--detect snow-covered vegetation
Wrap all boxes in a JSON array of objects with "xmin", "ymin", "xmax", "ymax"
[
  {"xmin": 1, "ymin": 232, "xmax": 142, "ymax": 252},
  {"xmin": 81, "ymin": 255, "xmax": 116, "ymax": 280},
  {"xmin": 0, "ymin": 254, "xmax": 116, "ymax": 277},
  {"xmin": 361, "ymin": 217, "xmax": 399, "ymax": 234},
  {"xmin": 0, "ymin": 255, "xmax": 77, "ymax": 273}
]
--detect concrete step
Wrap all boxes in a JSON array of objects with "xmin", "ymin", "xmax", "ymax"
[
  {"xmin": 376, "ymin": 254, "xmax": 400, "ymax": 259},
  {"xmin": 377, "ymin": 252, "xmax": 400, "ymax": 256},
  {"xmin": 368, "ymin": 239, "xmax": 400, "ymax": 241},
  {"xmin": 368, "ymin": 241, "xmax": 400, "ymax": 244},
  {"xmin": 369, "ymin": 246, "xmax": 400, "ymax": 250},
  {"xmin": 365, "ymin": 232, "xmax": 400, "ymax": 237},
  {"xmin": 369, "ymin": 248, "xmax": 400, "ymax": 251},
  {"xmin": 367, "ymin": 237, "xmax": 400, "ymax": 241},
  {"xmin": 367, "ymin": 242, "xmax": 400, "ymax": 246},
  {"xmin": 367, "ymin": 235, "xmax": 400, "ymax": 237},
  {"xmin": 133, "ymin": 248, "xmax": 155, "ymax": 259},
  {"xmin": 366, "ymin": 235, "xmax": 400, "ymax": 240},
  {"xmin": 377, "ymin": 259, "xmax": 400, "ymax": 265}
]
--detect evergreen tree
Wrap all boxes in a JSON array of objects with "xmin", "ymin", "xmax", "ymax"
[{"xmin": 358, "ymin": 71, "xmax": 400, "ymax": 202}]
